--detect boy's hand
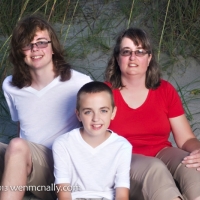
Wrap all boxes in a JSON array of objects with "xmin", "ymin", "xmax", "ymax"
[
  {"xmin": 56, "ymin": 183, "xmax": 72, "ymax": 200},
  {"xmin": 115, "ymin": 187, "xmax": 129, "ymax": 200}
]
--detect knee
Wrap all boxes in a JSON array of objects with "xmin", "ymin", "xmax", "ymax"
[
  {"xmin": 174, "ymin": 163, "xmax": 200, "ymax": 199},
  {"xmin": 130, "ymin": 156, "xmax": 169, "ymax": 180},
  {"xmin": 130, "ymin": 155, "xmax": 181, "ymax": 200},
  {"xmin": 147, "ymin": 157, "xmax": 167, "ymax": 171},
  {"xmin": 6, "ymin": 138, "xmax": 29, "ymax": 157},
  {"xmin": 131, "ymin": 156, "xmax": 166, "ymax": 172},
  {"xmin": 145, "ymin": 158, "xmax": 170, "ymax": 181}
]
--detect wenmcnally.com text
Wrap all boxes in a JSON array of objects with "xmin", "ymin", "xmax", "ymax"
[{"xmin": 0, "ymin": 184, "xmax": 80, "ymax": 193}]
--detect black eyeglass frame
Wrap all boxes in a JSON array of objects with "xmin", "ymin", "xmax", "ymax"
[
  {"xmin": 119, "ymin": 49, "xmax": 151, "ymax": 57},
  {"xmin": 22, "ymin": 41, "xmax": 52, "ymax": 51}
]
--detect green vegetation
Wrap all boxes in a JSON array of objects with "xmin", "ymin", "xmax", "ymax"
[{"xmin": 0, "ymin": 0, "xmax": 199, "ymax": 141}]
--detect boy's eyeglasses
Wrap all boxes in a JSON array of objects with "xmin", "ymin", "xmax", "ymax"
[
  {"xmin": 120, "ymin": 49, "xmax": 151, "ymax": 57},
  {"xmin": 22, "ymin": 41, "xmax": 52, "ymax": 51}
]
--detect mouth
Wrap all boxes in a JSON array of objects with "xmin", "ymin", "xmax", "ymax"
[
  {"xmin": 91, "ymin": 124, "xmax": 102, "ymax": 129},
  {"xmin": 129, "ymin": 63, "xmax": 138, "ymax": 67},
  {"xmin": 31, "ymin": 55, "xmax": 43, "ymax": 59}
]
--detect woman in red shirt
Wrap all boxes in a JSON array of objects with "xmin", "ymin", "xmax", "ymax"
[{"xmin": 105, "ymin": 28, "xmax": 200, "ymax": 200}]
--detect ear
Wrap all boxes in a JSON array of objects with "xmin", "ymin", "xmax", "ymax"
[
  {"xmin": 111, "ymin": 106, "xmax": 117, "ymax": 120},
  {"xmin": 75, "ymin": 109, "xmax": 82, "ymax": 122},
  {"xmin": 147, "ymin": 54, "xmax": 152, "ymax": 66},
  {"xmin": 116, "ymin": 56, "xmax": 119, "ymax": 64}
]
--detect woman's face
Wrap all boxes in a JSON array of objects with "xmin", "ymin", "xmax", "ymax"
[{"xmin": 117, "ymin": 37, "xmax": 152, "ymax": 79}]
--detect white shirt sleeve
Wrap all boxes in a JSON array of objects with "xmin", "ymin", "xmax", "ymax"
[
  {"xmin": 52, "ymin": 136, "xmax": 72, "ymax": 184},
  {"xmin": 114, "ymin": 143, "xmax": 132, "ymax": 189},
  {"xmin": 2, "ymin": 76, "xmax": 19, "ymax": 121}
]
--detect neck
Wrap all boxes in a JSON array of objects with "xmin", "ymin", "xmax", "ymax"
[
  {"xmin": 80, "ymin": 128, "xmax": 111, "ymax": 148},
  {"xmin": 121, "ymin": 75, "xmax": 147, "ymax": 91},
  {"xmin": 30, "ymin": 69, "xmax": 55, "ymax": 90}
]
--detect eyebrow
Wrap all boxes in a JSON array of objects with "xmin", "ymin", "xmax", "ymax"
[
  {"xmin": 82, "ymin": 108, "xmax": 92, "ymax": 111},
  {"xmin": 100, "ymin": 107, "xmax": 110, "ymax": 109},
  {"xmin": 82, "ymin": 107, "xmax": 110, "ymax": 111},
  {"xmin": 36, "ymin": 37, "xmax": 49, "ymax": 41},
  {"xmin": 122, "ymin": 46, "xmax": 143, "ymax": 49}
]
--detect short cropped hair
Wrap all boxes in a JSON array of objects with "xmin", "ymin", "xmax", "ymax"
[
  {"xmin": 9, "ymin": 14, "xmax": 71, "ymax": 88},
  {"xmin": 76, "ymin": 82, "xmax": 115, "ymax": 111},
  {"xmin": 104, "ymin": 27, "xmax": 161, "ymax": 89}
]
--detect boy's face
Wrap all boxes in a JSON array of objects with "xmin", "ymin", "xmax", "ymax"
[
  {"xmin": 23, "ymin": 29, "xmax": 54, "ymax": 72},
  {"xmin": 76, "ymin": 91, "xmax": 116, "ymax": 138}
]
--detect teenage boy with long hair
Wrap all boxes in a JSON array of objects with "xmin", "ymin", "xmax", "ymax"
[{"xmin": 0, "ymin": 14, "xmax": 91, "ymax": 200}]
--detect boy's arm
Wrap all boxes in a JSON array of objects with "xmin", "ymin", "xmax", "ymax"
[
  {"xmin": 53, "ymin": 139, "xmax": 73, "ymax": 200},
  {"xmin": 115, "ymin": 187, "xmax": 129, "ymax": 200},
  {"xmin": 114, "ymin": 141, "xmax": 132, "ymax": 200},
  {"xmin": 56, "ymin": 183, "xmax": 72, "ymax": 200}
]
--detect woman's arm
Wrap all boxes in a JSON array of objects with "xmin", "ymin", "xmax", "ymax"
[
  {"xmin": 56, "ymin": 183, "xmax": 72, "ymax": 200},
  {"xmin": 115, "ymin": 187, "xmax": 129, "ymax": 200},
  {"xmin": 170, "ymin": 114, "xmax": 200, "ymax": 170},
  {"xmin": 170, "ymin": 114, "xmax": 200, "ymax": 151},
  {"xmin": 170, "ymin": 114, "xmax": 197, "ymax": 150}
]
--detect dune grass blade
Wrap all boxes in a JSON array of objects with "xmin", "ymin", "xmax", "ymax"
[
  {"xmin": 127, "ymin": 0, "xmax": 135, "ymax": 28},
  {"xmin": 157, "ymin": 0, "xmax": 171, "ymax": 62}
]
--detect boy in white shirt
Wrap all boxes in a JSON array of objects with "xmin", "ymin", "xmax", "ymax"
[
  {"xmin": 0, "ymin": 14, "xmax": 91, "ymax": 200},
  {"xmin": 53, "ymin": 81, "xmax": 132, "ymax": 200}
]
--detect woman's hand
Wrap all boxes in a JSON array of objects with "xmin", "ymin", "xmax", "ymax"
[
  {"xmin": 170, "ymin": 115, "xmax": 200, "ymax": 171},
  {"xmin": 182, "ymin": 149, "xmax": 200, "ymax": 171}
]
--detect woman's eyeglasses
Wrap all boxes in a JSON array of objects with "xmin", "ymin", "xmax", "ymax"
[
  {"xmin": 120, "ymin": 49, "xmax": 151, "ymax": 57},
  {"xmin": 22, "ymin": 41, "xmax": 52, "ymax": 51}
]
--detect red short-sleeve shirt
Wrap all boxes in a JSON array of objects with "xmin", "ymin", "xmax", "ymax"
[{"xmin": 107, "ymin": 80, "xmax": 185, "ymax": 156}]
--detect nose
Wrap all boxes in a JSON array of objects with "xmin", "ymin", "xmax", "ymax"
[
  {"xmin": 31, "ymin": 43, "xmax": 39, "ymax": 51},
  {"xmin": 130, "ymin": 51, "xmax": 136, "ymax": 60},
  {"xmin": 92, "ymin": 112, "xmax": 99, "ymax": 122}
]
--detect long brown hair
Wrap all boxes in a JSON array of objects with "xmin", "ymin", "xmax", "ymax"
[
  {"xmin": 104, "ymin": 28, "xmax": 161, "ymax": 89},
  {"xmin": 9, "ymin": 14, "xmax": 71, "ymax": 88}
]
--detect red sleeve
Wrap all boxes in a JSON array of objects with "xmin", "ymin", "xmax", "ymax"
[{"xmin": 162, "ymin": 80, "xmax": 185, "ymax": 118}]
